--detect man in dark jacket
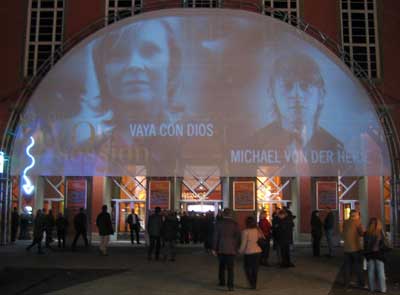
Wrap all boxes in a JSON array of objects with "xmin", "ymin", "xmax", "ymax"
[
  {"xmin": 276, "ymin": 209, "xmax": 295, "ymax": 267},
  {"xmin": 71, "ymin": 208, "xmax": 89, "ymax": 250},
  {"xmin": 162, "ymin": 211, "xmax": 179, "ymax": 261},
  {"xmin": 324, "ymin": 207, "xmax": 335, "ymax": 257},
  {"xmin": 26, "ymin": 209, "xmax": 46, "ymax": 254},
  {"xmin": 212, "ymin": 208, "xmax": 241, "ymax": 291},
  {"xmin": 96, "ymin": 205, "xmax": 114, "ymax": 256},
  {"xmin": 147, "ymin": 206, "xmax": 163, "ymax": 260},
  {"xmin": 56, "ymin": 212, "xmax": 68, "ymax": 248},
  {"xmin": 126, "ymin": 209, "xmax": 141, "ymax": 244}
]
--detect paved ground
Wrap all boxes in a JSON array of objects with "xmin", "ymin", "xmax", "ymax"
[{"xmin": 0, "ymin": 241, "xmax": 399, "ymax": 295}]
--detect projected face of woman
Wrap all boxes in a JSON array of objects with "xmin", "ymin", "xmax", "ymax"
[{"xmin": 104, "ymin": 21, "xmax": 170, "ymax": 114}]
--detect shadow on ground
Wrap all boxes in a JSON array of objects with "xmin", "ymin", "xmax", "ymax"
[{"xmin": 0, "ymin": 268, "xmax": 127, "ymax": 295}]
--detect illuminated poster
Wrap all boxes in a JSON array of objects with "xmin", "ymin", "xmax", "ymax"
[
  {"xmin": 149, "ymin": 180, "xmax": 170, "ymax": 210},
  {"xmin": 10, "ymin": 9, "xmax": 390, "ymax": 177},
  {"xmin": 66, "ymin": 178, "xmax": 87, "ymax": 216},
  {"xmin": 316, "ymin": 181, "xmax": 337, "ymax": 210},
  {"xmin": 233, "ymin": 181, "xmax": 255, "ymax": 211}
]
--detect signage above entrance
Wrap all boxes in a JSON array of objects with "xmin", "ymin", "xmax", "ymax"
[{"xmin": 11, "ymin": 9, "xmax": 390, "ymax": 177}]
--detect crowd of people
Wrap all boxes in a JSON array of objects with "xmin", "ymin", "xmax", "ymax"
[
  {"xmin": 12, "ymin": 205, "xmax": 391, "ymax": 292},
  {"xmin": 310, "ymin": 208, "xmax": 390, "ymax": 293}
]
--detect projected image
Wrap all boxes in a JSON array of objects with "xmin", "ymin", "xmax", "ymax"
[
  {"xmin": 229, "ymin": 52, "xmax": 349, "ymax": 176},
  {"xmin": 11, "ymin": 9, "xmax": 390, "ymax": 177}
]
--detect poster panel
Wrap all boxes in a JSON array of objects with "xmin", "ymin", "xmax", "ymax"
[
  {"xmin": 233, "ymin": 181, "xmax": 255, "ymax": 211},
  {"xmin": 66, "ymin": 177, "xmax": 87, "ymax": 216},
  {"xmin": 316, "ymin": 181, "xmax": 337, "ymax": 210},
  {"xmin": 149, "ymin": 180, "xmax": 170, "ymax": 210}
]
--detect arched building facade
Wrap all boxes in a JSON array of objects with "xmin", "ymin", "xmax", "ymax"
[{"xmin": 1, "ymin": 0, "xmax": 400, "ymax": 246}]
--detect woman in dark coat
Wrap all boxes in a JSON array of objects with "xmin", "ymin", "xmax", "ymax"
[
  {"xmin": 310, "ymin": 210, "xmax": 323, "ymax": 257},
  {"xmin": 96, "ymin": 205, "xmax": 114, "ymax": 256}
]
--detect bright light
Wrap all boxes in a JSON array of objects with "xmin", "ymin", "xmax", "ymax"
[
  {"xmin": 187, "ymin": 204, "xmax": 215, "ymax": 213},
  {"xmin": 22, "ymin": 136, "xmax": 35, "ymax": 194},
  {"xmin": 24, "ymin": 205, "xmax": 33, "ymax": 214}
]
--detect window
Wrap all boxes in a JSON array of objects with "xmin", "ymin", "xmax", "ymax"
[
  {"xmin": 262, "ymin": 0, "xmax": 299, "ymax": 26},
  {"xmin": 183, "ymin": 0, "xmax": 220, "ymax": 8},
  {"xmin": 341, "ymin": 0, "xmax": 380, "ymax": 79},
  {"xmin": 106, "ymin": 0, "xmax": 143, "ymax": 25},
  {"xmin": 24, "ymin": 0, "xmax": 64, "ymax": 77}
]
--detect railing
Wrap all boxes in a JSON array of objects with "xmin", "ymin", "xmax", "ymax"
[{"xmin": 1, "ymin": 1, "xmax": 399, "ymax": 245}]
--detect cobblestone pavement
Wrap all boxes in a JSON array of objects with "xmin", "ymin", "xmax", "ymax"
[{"xmin": 0, "ymin": 241, "xmax": 399, "ymax": 295}]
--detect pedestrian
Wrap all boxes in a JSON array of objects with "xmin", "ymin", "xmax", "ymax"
[
  {"xmin": 96, "ymin": 205, "xmax": 114, "ymax": 256},
  {"xmin": 324, "ymin": 207, "xmax": 334, "ymax": 257},
  {"xmin": 276, "ymin": 209, "xmax": 295, "ymax": 267},
  {"xmin": 310, "ymin": 210, "xmax": 323, "ymax": 257},
  {"xmin": 258, "ymin": 211, "xmax": 272, "ymax": 266},
  {"xmin": 179, "ymin": 211, "xmax": 190, "ymax": 244},
  {"xmin": 271, "ymin": 207, "xmax": 281, "ymax": 264},
  {"xmin": 126, "ymin": 209, "xmax": 141, "ymax": 244},
  {"xmin": 204, "ymin": 211, "xmax": 215, "ymax": 253},
  {"xmin": 283, "ymin": 205, "xmax": 296, "ymax": 249},
  {"xmin": 212, "ymin": 208, "xmax": 241, "ymax": 291},
  {"xmin": 239, "ymin": 215, "xmax": 263, "ymax": 289},
  {"xmin": 45, "ymin": 209, "xmax": 55, "ymax": 249},
  {"xmin": 71, "ymin": 208, "xmax": 89, "ymax": 250},
  {"xmin": 162, "ymin": 211, "xmax": 179, "ymax": 261},
  {"xmin": 56, "ymin": 212, "xmax": 68, "ymax": 248},
  {"xmin": 11, "ymin": 207, "xmax": 19, "ymax": 243},
  {"xmin": 26, "ymin": 209, "xmax": 45, "ymax": 254},
  {"xmin": 147, "ymin": 206, "xmax": 163, "ymax": 260},
  {"xmin": 364, "ymin": 217, "xmax": 387, "ymax": 293},
  {"xmin": 342, "ymin": 209, "xmax": 365, "ymax": 290}
]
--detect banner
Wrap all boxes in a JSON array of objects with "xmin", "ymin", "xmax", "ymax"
[
  {"xmin": 316, "ymin": 181, "xmax": 337, "ymax": 210},
  {"xmin": 149, "ymin": 180, "xmax": 170, "ymax": 210},
  {"xmin": 233, "ymin": 181, "xmax": 255, "ymax": 211},
  {"xmin": 11, "ymin": 9, "xmax": 390, "ymax": 177}
]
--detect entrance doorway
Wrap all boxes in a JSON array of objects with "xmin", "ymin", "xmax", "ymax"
[
  {"xmin": 180, "ymin": 201, "xmax": 222, "ymax": 214},
  {"xmin": 112, "ymin": 200, "xmax": 146, "ymax": 241},
  {"xmin": 258, "ymin": 200, "xmax": 292, "ymax": 222},
  {"xmin": 339, "ymin": 200, "xmax": 359, "ymax": 230}
]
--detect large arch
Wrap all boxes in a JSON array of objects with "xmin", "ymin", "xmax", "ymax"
[{"xmin": 1, "ymin": 7, "xmax": 398, "ymax": 244}]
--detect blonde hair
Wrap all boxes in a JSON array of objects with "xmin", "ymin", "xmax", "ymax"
[{"xmin": 366, "ymin": 217, "xmax": 383, "ymax": 237}]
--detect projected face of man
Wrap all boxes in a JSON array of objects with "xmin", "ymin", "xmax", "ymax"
[
  {"xmin": 103, "ymin": 21, "xmax": 170, "ymax": 115},
  {"xmin": 272, "ymin": 55, "xmax": 324, "ymax": 146}
]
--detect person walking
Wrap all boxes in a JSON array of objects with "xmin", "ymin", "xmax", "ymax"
[
  {"xmin": 324, "ymin": 207, "xmax": 334, "ymax": 257},
  {"xmin": 56, "ymin": 212, "xmax": 68, "ymax": 248},
  {"xmin": 364, "ymin": 218, "xmax": 387, "ymax": 293},
  {"xmin": 11, "ymin": 207, "xmax": 19, "ymax": 243},
  {"xmin": 239, "ymin": 216, "xmax": 263, "ymax": 289},
  {"xmin": 96, "ymin": 205, "xmax": 114, "ymax": 256},
  {"xmin": 212, "ymin": 208, "xmax": 241, "ymax": 291},
  {"xmin": 342, "ymin": 209, "xmax": 365, "ymax": 290},
  {"xmin": 258, "ymin": 211, "xmax": 272, "ymax": 266},
  {"xmin": 162, "ymin": 211, "xmax": 179, "ymax": 261},
  {"xmin": 71, "ymin": 208, "xmax": 89, "ymax": 250},
  {"xmin": 310, "ymin": 210, "xmax": 323, "ymax": 257},
  {"xmin": 126, "ymin": 209, "xmax": 141, "ymax": 244},
  {"xmin": 147, "ymin": 206, "xmax": 163, "ymax": 260},
  {"xmin": 26, "ymin": 209, "xmax": 45, "ymax": 254}
]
